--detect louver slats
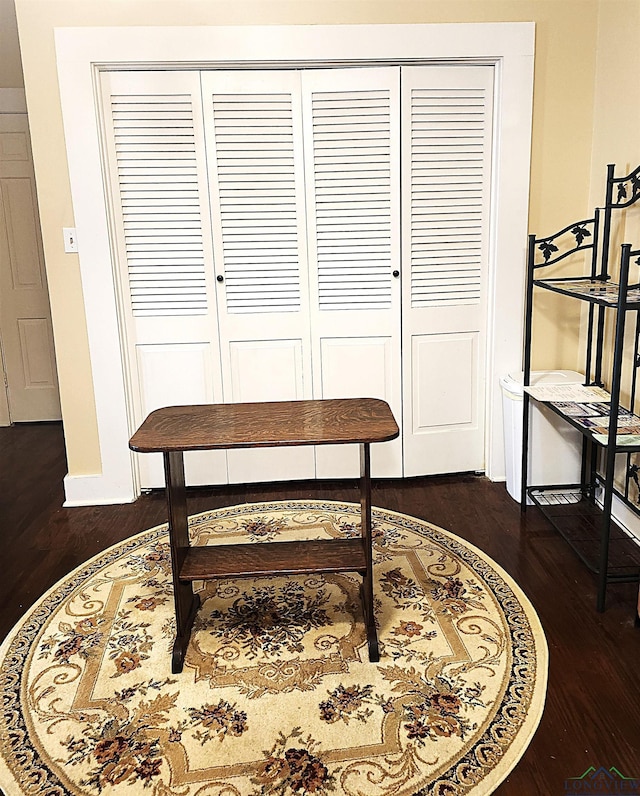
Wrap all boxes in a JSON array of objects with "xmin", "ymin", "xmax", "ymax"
[
  {"xmin": 410, "ymin": 88, "xmax": 487, "ymax": 307},
  {"xmin": 311, "ymin": 91, "xmax": 392, "ymax": 311},
  {"xmin": 211, "ymin": 94, "xmax": 301, "ymax": 314},
  {"xmin": 111, "ymin": 94, "xmax": 208, "ymax": 316}
]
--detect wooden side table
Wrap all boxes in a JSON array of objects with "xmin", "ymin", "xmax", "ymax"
[{"xmin": 129, "ymin": 398, "xmax": 399, "ymax": 673}]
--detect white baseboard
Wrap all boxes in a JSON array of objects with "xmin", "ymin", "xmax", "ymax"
[{"xmin": 63, "ymin": 473, "xmax": 137, "ymax": 506}]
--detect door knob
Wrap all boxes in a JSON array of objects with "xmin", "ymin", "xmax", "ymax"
[
  {"xmin": 216, "ymin": 274, "xmax": 224, "ymax": 283},
  {"xmin": 392, "ymin": 270, "xmax": 400, "ymax": 278}
]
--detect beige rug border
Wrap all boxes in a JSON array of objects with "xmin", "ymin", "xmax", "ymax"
[{"xmin": 0, "ymin": 499, "xmax": 548, "ymax": 796}]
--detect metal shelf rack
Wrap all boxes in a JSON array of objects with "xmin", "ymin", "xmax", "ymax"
[{"xmin": 522, "ymin": 163, "xmax": 640, "ymax": 611}]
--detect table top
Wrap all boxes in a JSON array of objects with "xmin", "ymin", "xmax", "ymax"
[{"xmin": 129, "ymin": 397, "xmax": 399, "ymax": 453}]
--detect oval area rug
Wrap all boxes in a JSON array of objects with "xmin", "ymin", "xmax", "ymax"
[{"xmin": 0, "ymin": 501, "xmax": 547, "ymax": 795}]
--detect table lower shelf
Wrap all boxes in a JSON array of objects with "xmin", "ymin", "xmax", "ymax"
[
  {"xmin": 179, "ymin": 537, "xmax": 367, "ymax": 581},
  {"xmin": 528, "ymin": 485, "xmax": 640, "ymax": 581}
]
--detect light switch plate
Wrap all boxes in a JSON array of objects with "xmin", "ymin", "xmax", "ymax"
[{"xmin": 63, "ymin": 227, "xmax": 78, "ymax": 253}]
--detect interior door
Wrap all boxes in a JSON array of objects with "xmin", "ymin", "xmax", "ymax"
[
  {"xmin": 0, "ymin": 113, "xmax": 60, "ymax": 423},
  {"xmin": 401, "ymin": 65, "xmax": 494, "ymax": 476},
  {"xmin": 301, "ymin": 67, "xmax": 403, "ymax": 478},
  {"xmin": 200, "ymin": 71, "xmax": 315, "ymax": 484},
  {"xmin": 100, "ymin": 71, "xmax": 227, "ymax": 488}
]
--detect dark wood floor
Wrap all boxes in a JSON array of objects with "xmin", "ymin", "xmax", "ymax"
[{"xmin": 2, "ymin": 421, "xmax": 640, "ymax": 794}]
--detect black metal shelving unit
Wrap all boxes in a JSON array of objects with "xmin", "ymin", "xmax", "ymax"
[{"xmin": 521, "ymin": 163, "xmax": 640, "ymax": 611}]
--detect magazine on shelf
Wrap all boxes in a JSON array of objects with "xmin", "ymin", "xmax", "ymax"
[
  {"xmin": 550, "ymin": 401, "xmax": 640, "ymax": 436},
  {"xmin": 593, "ymin": 433, "xmax": 640, "ymax": 446},
  {"xmin": 524, "ymin": 383, "xmax": 610, "ymax": 402},
  {"xmin": 549, "ymin": 401, "xmax": 610, "ymax": 417}
]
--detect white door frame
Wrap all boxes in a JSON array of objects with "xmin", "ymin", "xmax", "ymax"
[{"xmin": 55, "ymin": 23, "xmax": 534, "ymax": 506}]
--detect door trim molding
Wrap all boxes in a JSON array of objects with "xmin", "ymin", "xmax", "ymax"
[{"xmin": 55, "ymin": 22, "xmax": 534, "ymax": 505}]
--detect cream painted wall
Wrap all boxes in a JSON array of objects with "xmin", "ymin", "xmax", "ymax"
[
  {"xmin": 590, "ymin": 0, "xmax": 640, "ymax": 236},
  {"xmin": 13, "ymin": 0, "xmax": 603, "ymax": 481},
  {"xmin": 589, "ymin": 1, "xmax": 640, "ymax": 408}
]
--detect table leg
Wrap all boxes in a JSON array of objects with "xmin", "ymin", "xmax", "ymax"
[
  {"xmin": 360, "ymin": 442, "xmax": 379, "ymax": 662},
  {"xmin": 164, "ymin": 451, "xmax": 200, "ymax": 673}
]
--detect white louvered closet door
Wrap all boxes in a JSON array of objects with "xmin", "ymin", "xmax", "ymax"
[
  {"xmin": 301, "ymin": 68, "xmax": 403, "ymax": 479},
  {"xmin": 401, "ymin": 66, "xmax": 494, "ymax": 476},
  {"xmin": 200, "ymin": 71, "xmax": 315, "ymax": 484},
  {"xmin": 100, "ymin": 71, "xmax": 227, "ymax": 489}
]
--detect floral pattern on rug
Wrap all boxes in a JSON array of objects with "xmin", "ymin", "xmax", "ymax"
[
  {"xmin": 206, "ymin": 580, "xmax": 333, "ymax": 659},
  {"xmin": 253, "ymin": 728, "xmax": 338, "ymax": 795},
  {"xmin": 0, "ymin": 501, "xmax": 547, "ymax": 796}
]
